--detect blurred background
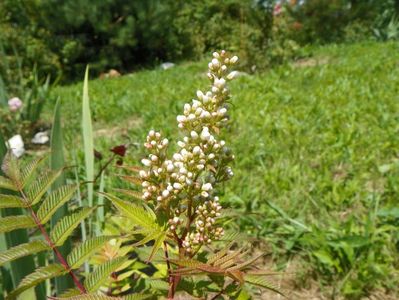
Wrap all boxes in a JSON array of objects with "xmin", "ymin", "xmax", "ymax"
[
  {"xmin": 1, "ymin": 0, "xmax": 398, "ymax": 85},
  {"xmin": 1, "ymin": 1, "xmax": 399, "ymax": 299}
]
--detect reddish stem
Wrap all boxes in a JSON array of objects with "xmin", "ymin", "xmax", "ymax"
[
  {"xmin": 20, "ymin": 188, "xmax": 86, "ymax": 294},
  {"xmin": 163, "ymin": 241, "xmax": 174, "ymax": 299}
]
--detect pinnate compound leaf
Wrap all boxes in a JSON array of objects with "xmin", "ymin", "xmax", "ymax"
[
  {"xmin": 7, "ymin": 264, "xmax": 66, "ymax": 299},
  {"xmin": 207, "ymin": 242, "xmax": 235, "ymax": 265},
  {"xmin": 124, "ymin": 294, "xmax": 152, "ymax": 300},
  {"xmin": 37, "ymin": 184, "xmax": 77, "ymax": 224},
  {"xmin": 50, "ymin": 207, "xmax": 95, "ymax": 246},
  {"xmin": 152, "ymin": 232, "xmax": 167, "ymax": 260},
  {"xmin": 0, "ymin": 240, "xmax": 49, "ymax": 266},
  {"xmin": 0, "ymin": 215, "xmax": 35, "ymax": 233},
  {"xmin": 0, "ymin": 194, "xmax": 25, "ymax": 208},
  {"xmin": 103, "ymin": 194, "xmax": 157, "ymax": 229},
  {"xmin": 84, "ymin": 257, "xmax": 128, "ymax": 292},
  {"xmin": 54, "ymin": 295, "xmax": 121, "ymax": 300},
  {"xmin": 67, "ymin": 236, "xmax": 114, "ymax": 269},
  {"xmin": 27, "ymin": 169, "xmax": 62, "ymax": 205},
  {"xmin": 55, "ymin": 287, "xmax": 80, "ymax": 298},
  {"xmin": 21, "ymin": 156, "xmax": 46, "ymax": 188},
  {"xmin": 244, "ymin": 274, "xmax": 285, "ymax": 296},
  {"xmin": 0, "ymin": 176, "xmax": 18, "ymax": 191}
]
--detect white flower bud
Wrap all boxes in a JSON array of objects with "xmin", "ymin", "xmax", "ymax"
[
  {"xmin": 173, "ymin": 182, "xmax": 182, "ymax": 190},
  {"xmin": 149, "ymin": 130, "xmax": 155, "ymax": 136},
  {"xmin": 193, "ymin": 146, "xmax": 201, "ymax": 155},
  {"xmin": 214, "ymin": 78, "xmax": 226, "ymax": 88},
  {"xmin": 200, "ymin": 111, "xmax": 211, "ymax": 119},
  {"xmin": 177, "ymin": 115, "xmax": 186, "ymax": 122},
  {"xmin": 230, "ymin": 56, "xmax": 238, "ymax": 64},
  {"xmin": 141, "ymin": 159, "xmax": 152, "ymax": 167},
  {"xmin": 196, "ymin": 90, "xmax": 204, "ymax": 100},
  {"xmin": 212, "ymin": 52, "xmax": 219, "ymax": 58},
  {"xmin": 219, "ymin": 107, "xmax": 227, "ymax": 115},
  {"xmin": 177, "ymin": 141, "xmax": 185, "ymax": 148},
  {"xmin": 211, "ymin": 58, "xmax": 220, "ymax": 68},
  {"xmin": 142, "ymin": 181, "xmax": 150, "ymax": 187},
  {"xmin": 227, "ymin": 71, "xmax": 238, "ymax": 80},
  {"xmin": 202, "ymin": 183, "xmax": 213, "ymax": 191},
  {"xmin": 191, "ymin": 131, "xmax": 199, "ymax": 139},
  {"xmin": 162, "ymin": 138, "xmax": 169, "ymax": 145},
  {"xmin": 201, "ymin": 128, "xmax": 211, "ymax": 141},
  {"xmin": 173, "ymin": 153, "xmax": 183, "ymax": 161},
  {"xmin": 139, "ymin": 170, "xmax": 147, "ymax": 178},
  {"xmin": 162, "ymin": 190, "xmax": 170, "ymax": 198}
]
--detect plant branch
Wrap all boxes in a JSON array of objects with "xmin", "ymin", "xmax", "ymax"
[
  {"xmin": 19, "ymin": 189, "xmax": 86, "ymax": 294},
  {"xmin": 163, "ymin": 241, "xmax": 174, "ymax": 299}
]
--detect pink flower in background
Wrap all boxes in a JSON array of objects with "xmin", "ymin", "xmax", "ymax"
[
  {"xmin": 274, "ymin": 3, "xmax": 282, "ymax": 16},
  {"xmin": 8, "ymin": 97, "xmax": 23, "ymax": 112}
]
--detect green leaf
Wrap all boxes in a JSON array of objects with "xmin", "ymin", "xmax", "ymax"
[
  {"xmin": 20, "ymin": 157, "xmax": 46, "ymax": 188},
  {"xmin": 0, "ymin": 176, "xmax": 17, "ymax": 192},
  {"xmin": 103, "ymin": 194, "xmax": 157, "ymax": 229},
  {"xmin": 84, "ymin": 257, "xmax": 128, "ymax": 292},
  {"xmin": 50, "ymin": 207, "xmax": 96, "ymax": 246},
  {"xmin": 37, "ymin": 184, "xmax": 77, "ymax": 224},
  {"xmin": 67, "ymin": 236, "xmax": 113, "ymax": 269},
  {"xmin": 7, "ymin": 264, "xmax": 66, "ymax": 299},
  {"xmin": 50, "ymin": 98, "xmax": 75, "ymax": 294},
  {"xmin": 0, "ymin": 240, "xmax": 49, "ymax": 267},
  {"xmin": 244, "ymin": 274, "xmax": 285, "ymax": 296},
  {"xmin": 0, "ymin": 215, "xmax": 35, "ymax": 234},
  {"xmin": 147, "ymin": 232, "xmax": 166, "ymax": 262},
  {"xmin": 56, "ymin": 288, "xmax": 80, "ymax": 298},
  {"xmin": 124, "ymin": 294, "xmax": 152, "ymax": 300},
  {"xmin": 0, "ymin": 194, "xmax": 25, "ymax": 208},
  {"xmin": 53, "ymin": 294, "xmax": 122, "ymax": 299},
  {"xmin": 26, "ymin": 169, "xmax": 62, "ymax": 205},
  {"xmin": 82, "ymin": 66, "xmax": 94, "ymax": 210}
]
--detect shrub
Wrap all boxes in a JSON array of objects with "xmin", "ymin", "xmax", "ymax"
[{"xmin": 0, "ymin": 52, "xmax": 282, "ymax": 299}]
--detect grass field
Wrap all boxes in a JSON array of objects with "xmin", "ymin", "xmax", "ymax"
[{"xmin": 50, "ymin": 41, "xmax": 399, "ymax": 299}]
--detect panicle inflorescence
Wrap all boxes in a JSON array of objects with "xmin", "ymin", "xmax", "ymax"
[{"xmin": 140, "ymin": 50, "xmax": 238, "ymax": 252}]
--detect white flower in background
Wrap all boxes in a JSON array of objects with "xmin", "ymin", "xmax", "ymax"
[
  {"xmin": 140, "ymin": 50, "xmax": 239, "ymax": 251},
  {"xmin": 31, "ymin": 131, "xmax": 49, "ymax": 144},
  {"xmin": 7, "ymin": 135, "xmax": 25, "ymax": 158},
  {"xmin": 8, "ymin": 97, "xmax": 23, "ymax": 112}
]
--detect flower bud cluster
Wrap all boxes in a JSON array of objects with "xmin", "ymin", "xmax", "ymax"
[
  {"xmin": 140, "ymin": 51, "xmax": 238, "ymax": 251},
  {"xmin": 182, "ymin": 196, "xmax": 224, "ymax": 252}
]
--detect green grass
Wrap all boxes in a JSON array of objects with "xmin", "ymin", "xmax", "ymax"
[{"xmin": 50, "ymin": 41, "xmax": 399, "ymax": 299}]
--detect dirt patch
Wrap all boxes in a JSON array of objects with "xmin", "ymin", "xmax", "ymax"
[
  {"xmin": 293, "ymin": 57, "xmax": 330, "ymax": 68},
  {"xmin": 94, "ymin": 118, "xmax": 142, "ymax": 139}
]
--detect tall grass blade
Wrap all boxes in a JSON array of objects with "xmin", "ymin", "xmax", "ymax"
[
  {"xmin": 82, "ymin": 66, "xmax": 94, "ymax": 235},
  {"xmin": 50, "ymin": 98, "xmax": 74, "ymax": 293}
]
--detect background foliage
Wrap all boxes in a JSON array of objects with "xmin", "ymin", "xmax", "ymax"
[{"xmin": 1, "ymin": 0, "xmax": 397, "ymax": 87}]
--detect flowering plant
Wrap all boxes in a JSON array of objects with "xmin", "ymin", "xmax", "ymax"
[
  {"xmin": 105, "ymin": 51, "xmax": 281, "ymax": 299},
  {"xmin": 0, "ymin": 51, "xmax": 281, "ymax": 300}
]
